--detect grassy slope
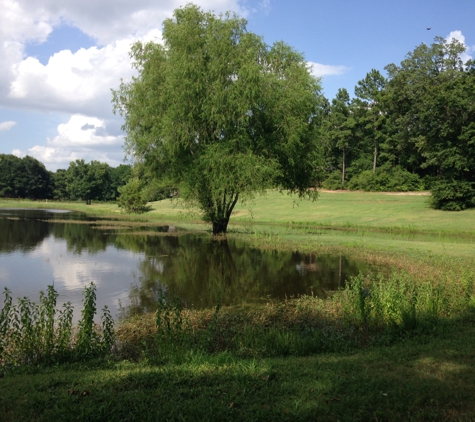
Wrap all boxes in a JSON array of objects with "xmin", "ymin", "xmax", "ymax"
[
  {"xmin": 230, "ymin": 190, "xmax": 474, "ymax": 232},
  {"xmin": 2, "ymin": 190, "xmax": 474, "ymax": 234}
]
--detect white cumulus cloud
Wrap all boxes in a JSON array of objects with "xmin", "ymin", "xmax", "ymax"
[
  {"xmin": 446, "ymin": 30, "xmax": 473, "ymax": 63},
  {"xmin": 308, "ymin": 61, "xmax": 350, "ymax": 77},
  {"xmin": 0, "ymin": 120, "xmax": 16, "ymax": 131},
  {"xmin": 1, "ymin": 0, "xmax": 246, "ymax": 113},
  {"xmin": 49, "ymin": 114, "xmax": 122, "ymax": 147},
  {"xmin": 7, "ymin": 35, "xmax": 143, "ymax": 117},
  {"xmin": 17, "ymin": 114, "xmax": 125, "ymax": 170}
]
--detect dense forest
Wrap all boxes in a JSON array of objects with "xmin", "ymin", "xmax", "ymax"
[
  {"xmin": 1, "ymin": 37, "xmax": 474, "ymax": 211},
  {"xmin": 0, "ymin": 154, "xmax": 131, "ymax": 202},
  {"xmin": 321, "ymin": 36, "xmax": 475, "ymax": 210}
]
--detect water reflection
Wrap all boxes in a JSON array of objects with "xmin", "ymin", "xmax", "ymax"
[
  {"xmin": 119, "ymin": 234, "xmax": 370, "ymax": 318},
  {"xmin": 0, "ymin": 209, "xmax": 374, "ymax": 320}
]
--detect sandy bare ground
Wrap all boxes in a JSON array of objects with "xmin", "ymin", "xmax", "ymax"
[{"xmin": 318, "ymin": 189, "xmax": 430, "ymax": 196}]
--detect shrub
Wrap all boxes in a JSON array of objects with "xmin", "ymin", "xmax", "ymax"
[
  {"xmin": 117, "ymin": 178, "xmax": 151, "ymax": 213},
  {"xmin": 347, "ymin": 166, "xmax": 423, "ymax": 192},
  {"xmin": 0, "ymin": 283, "xmax": 114, "ymax": 368},
  {"xmin": 430, "ymin": 179, "xmax": 475, "ymax": 211},
  {"xmin": 322, "ymin": 170, "xmax": 345, "ymax": 190}
]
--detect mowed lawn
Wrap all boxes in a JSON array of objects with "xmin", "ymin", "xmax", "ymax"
[
  {"xmin": 2, "ymin": 190, "xmax": 473, "ymax": 234},
  {"xmin": 150, "ymin": 190, "xmax": 475, "ymax": 234}
]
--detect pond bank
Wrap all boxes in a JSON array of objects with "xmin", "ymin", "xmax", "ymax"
[{"xmin": 1, "ymin": 193, "xmax": 475, "ymax": 421}]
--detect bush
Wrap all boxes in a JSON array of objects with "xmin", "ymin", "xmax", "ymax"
[
  {"xmin": 117, "ymin": 178, "xmax": 151, "ymax": 213},
  {"xmin": 430, "ymin": 179, "xmax": 475, "ymax": 211},
  {"xmin": 322, "ymin": 170, "xmax": 345, "ymax": 190},
  {"xmin": 347, "ymin": 166, "xmax": 423, "ymax": 192}
]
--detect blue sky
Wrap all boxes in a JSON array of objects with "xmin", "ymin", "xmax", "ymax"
[{"xmin": 0, "ymin": 0, "xmax": 473, "ymax": 171}]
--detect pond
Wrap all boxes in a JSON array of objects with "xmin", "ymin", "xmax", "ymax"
[{"xmin": 0, "ymin": 208, "xmax": 375, "ymax": 320}]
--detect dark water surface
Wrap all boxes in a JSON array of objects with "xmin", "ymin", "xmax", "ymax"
[{"xmin": 0, "ymin": 209, "xmax": 375, "ymax": 320}]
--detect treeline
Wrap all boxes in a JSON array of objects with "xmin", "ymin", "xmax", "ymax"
[
  {"xmin": 0, "ymin": 154, "xmax": 131, "ymax": 202},
  {"xmin": 321, "ymin": 36, "xmax": 475, "ymax": 210},
  {"xmin": 2, "ymin": 38, "xmax": 474, "ymax": 212}
]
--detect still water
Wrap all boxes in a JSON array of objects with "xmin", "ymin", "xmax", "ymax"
[{"xmin": 0, "ymin": 209, "xmax": 374, "ymax": 320}]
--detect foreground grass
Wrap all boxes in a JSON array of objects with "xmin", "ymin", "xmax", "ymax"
[{"xmin": 1, "ymin": 322, "xmax": 474, "ymax": 421}]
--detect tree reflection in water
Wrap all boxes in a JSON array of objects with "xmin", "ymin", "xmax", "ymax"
[
  {"xmin": 0, "ymin": 210, "xmax": 376, "ymax": 320},
  {"xmin": 119, "ymin": 234, "xmax": 372, "ymax": 318}
]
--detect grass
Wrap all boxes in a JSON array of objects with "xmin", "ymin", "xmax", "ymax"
[
  {"xmin": 2, "ymin": 190, "xmax": 475, "ymax": 259},
  {"xmin": 3, "ymin": 190, "xmax": 475, "ymax": 235},
  {"xmin": 1, "ymin": 191, "xmax": 475, "ymax": 420},
  {"xmin": 1, "ymin": 323, "xmax": 474, "ymax": 421}
]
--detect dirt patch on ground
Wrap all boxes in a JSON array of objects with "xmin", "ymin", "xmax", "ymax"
[
  {"xmin": 318, "ymin": 189, "xmax": 430, "ymax": 196},
  {"xmin": 382, "ymin": 192, "xmax": 430, "ymax": 196}
]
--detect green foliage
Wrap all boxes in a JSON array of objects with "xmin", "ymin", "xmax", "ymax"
[
  {"xmin": 153, "ymin": 290, "xmax": 191, "ymax": 359},
  {"xmin": 347, "ymin": 166, "xmax": 423, "ymax": 192},
  {"xmin": 0, "ymin": 283, "xmax": 114, "ymax": 368},
  {"xmin": 320, "ymin": 36, "xmax": 475, "ymax": 203},
  {"xmin": 109, "ymin": 164, "xmax": 133, "ymax": 200},
  {"xmin": 340, "ymin": 271, "xmax": 470, "ymax": 333},
  {"xmin": 117, "ymin": 177, "xmax": 151, "ymax": 213},
  {"xmin": 75, "ymin": 282, "xmax": 100, "ymax": 357},
  {"xmin": 430, "ymin": 179, "xmax": 475, "ymax": 210},
  {"xmin": 384, "ymin": 37, "xmax": 475, "ymax": 206},
  {"xmin": 112, "ymin": 4, "xmax": 323, "ymax": 233},
  {"xmin": 51, "ymin": 168, "xmax": 68, "ymax": 200},
  {"xmin": 0, "ymin": 154, "xmax": 52, "ymax": 199},
  {"xmin": 66, "ymin": 159, "xmax": 111, "ymax": 202},
  {"xmin": 321, "ymin": 170, "xmax": 345, "ymax": 190}
]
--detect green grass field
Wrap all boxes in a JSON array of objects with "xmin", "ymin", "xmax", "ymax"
[
  {"xmin": 3, "ymin": 190, "xmax": 474, "ymax": 233},
  {"xmin": 2, "ymin": 190, "xmax": 474, "ymax": 232},
  {"xmin": 1, "ymin": 191, "xmax": 475, "ymax": 421},
  {"xmin": 4, "ymin": 190, "xmax": 473, "ymax": 258}
]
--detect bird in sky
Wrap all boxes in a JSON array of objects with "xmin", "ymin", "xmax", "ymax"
[{"xmin": 427, "ymin": 27, "xmax": 431, "ymax": 30}]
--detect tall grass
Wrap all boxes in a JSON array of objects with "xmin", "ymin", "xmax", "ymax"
[
  {"xmin": 0, "ymin": 282, "xmax": 114, "ymax": 370},
  {"xmin": 2, "ymin": 269, "xmax": 474, "ymax": 368},
  {"xmin": 116, "ymin": 269, "xmax": 475, "ymax": 362},
  {"xmin": 342, "ymin": 270, "xmax": 475, "ymax": 332}
]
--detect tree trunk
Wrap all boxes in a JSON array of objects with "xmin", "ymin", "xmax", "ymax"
[
  {"xmin": 212, "ymin": 218, "xmax": 230, "ymax": 235},
  {"xmin": 341, "ymin": 147, "xmax": 346, "ymax": 188},
  {"xmin": 210, "ymin": 193, "xmax": 239, "ymax": 236},
  {"xmin": 373, "ymin": 140, "xmax": 378, "ymax": 173}
]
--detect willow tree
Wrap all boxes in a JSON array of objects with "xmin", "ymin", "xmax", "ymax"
[{"xmin": 112, "ymin": 4, "xmax": 323, "ymax": 234}]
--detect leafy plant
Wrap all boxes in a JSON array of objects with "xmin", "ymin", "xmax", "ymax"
[
  {"xmin": 347, "ymin": 167, "xmax": 423, "ymax": 192},
  {"xmin": 117, "ymin": 177, "xmax": 151, "ymax": 214},
  {"xmin": 0, "ymin": 283, "xmax": 115, "ymax": 368},
  {"xmin": 430, "ymin": 179, "xmax": 475, "ymax": 210}
]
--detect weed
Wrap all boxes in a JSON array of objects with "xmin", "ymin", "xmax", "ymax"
[{"xmin": 0, "ymin": 283, "xmax": 114, "ymax": 370}]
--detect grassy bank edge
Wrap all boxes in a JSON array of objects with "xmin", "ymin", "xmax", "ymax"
[{"xmin": 1, "ymin": 321, "xmax": 474, "ymax": 421}]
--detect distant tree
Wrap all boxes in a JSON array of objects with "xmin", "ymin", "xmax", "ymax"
[
  {"xmin": 323, "ymin": 88, "xmax": 357, "ymax": 188},
  {"xmin": 354, "ymin": 69, "xmax": 388, "ymax": 173},
  {"xmin": 117, "ymin": 177, "xmax": 150, "ymax": 213},
  {"xmin": 0, "ymin": 154, "xmax": 52, "ymax": 199},
  {"xmin": 109, "ymin": 164, "xmax": 132, "ymax": 200},
  {"xmin": 0, "ymin": 154, "xmax": 24, "ymax": 197},
  {"xmin": 112, "ymin": 4, "xmax": 324, "ymax": 234},
  {"xmin": 66, "ymin": 159, "xmax": 112, "ymax": 202},
  {"xmin": 21, "ymin": 156, "xmax": 52, "ymax": 199},
  {"xmin": 52, "ymin": 169, "xmax": 69, "ymax": 200}
]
